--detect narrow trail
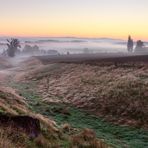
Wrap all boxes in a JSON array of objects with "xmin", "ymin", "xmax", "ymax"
[{"xmin": 0, "ymin": 56, "xmax": 30, "ymax": 85}]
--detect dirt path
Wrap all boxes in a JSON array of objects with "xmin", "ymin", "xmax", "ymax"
[{"xmin": 0, "ymin": 56, "xmax": 30, "ymax": 85}]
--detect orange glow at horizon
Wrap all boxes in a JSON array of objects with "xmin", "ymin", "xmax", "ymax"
[
  {"xmin": 0, "ymin": 0, "xmax": 148, "ymax": 41},
  {"xmin": 0, "ymin": 21, "xmax": 148, "ymax": 41}
]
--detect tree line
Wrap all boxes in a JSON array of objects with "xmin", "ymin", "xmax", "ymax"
[
  {"xmin": 127, "ymin": 35, "xmax": 144, "ymax": 52},
  {"xmin": 1, "ymin": 37, "xmax": 146, "ymax": 57}
]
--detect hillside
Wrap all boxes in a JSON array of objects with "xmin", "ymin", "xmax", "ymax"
[
  {"xmin": 3, "ymin": 54, "xmax": 147, "ymax": 148},
  {"xmin": 22, "ymin": 56, "xmax": 148, "ymax": 128},
  {"xmin": 0, "ymin": 57, "xmax": 108, "ymax": 148}
]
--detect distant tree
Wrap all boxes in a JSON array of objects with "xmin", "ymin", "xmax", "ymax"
[
  {"xmin": 32, "ymin": 45, "xmax": 39, "ymax": 51},
  {"xmin": 23, "ymin": 44, "xmax": 40, "ymax": 55},
  {"xmin": 127, "ymin": 35, "xmax": 134, "ymax": 52},
  {"xmin": 47, "ymin": 50, "xmax": 59, "ymax": 55},
  {"xmin": 83, "ymin": 48, "xmax": 90, "ymax": 54},
  {"xmin": 135, "ymin": 40, "xmax": 144, "ymax": 49},
  {"xmin": 6, "ymin": 38, "xmax": 21, "ymax": 57},
  {"xmin": 23, "ymin": 44, "xmax": 32, "ymax": 53}
]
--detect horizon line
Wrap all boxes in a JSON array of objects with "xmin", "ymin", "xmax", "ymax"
[{"xmin": 0, "ymin": 35, "xmax": 148, "ymax": 42}]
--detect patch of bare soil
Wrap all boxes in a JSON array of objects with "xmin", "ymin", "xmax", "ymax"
[{"xmin": 22, "ymin": 57, "xmax": 148, "ymax": 128}]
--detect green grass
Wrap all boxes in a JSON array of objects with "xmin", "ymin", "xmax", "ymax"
[{"xmin": 10, "ymin": 82, "xmax": 148, "ymax": 148}]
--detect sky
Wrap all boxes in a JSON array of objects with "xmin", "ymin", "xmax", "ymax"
[{"xmin": 0, "ymin": 0, "xmax": 148, "ymax": 40}]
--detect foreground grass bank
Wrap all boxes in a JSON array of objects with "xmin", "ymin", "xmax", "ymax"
[{"xmin": 10, "ymin": 82, "xmax": 148, "ymax": 148}]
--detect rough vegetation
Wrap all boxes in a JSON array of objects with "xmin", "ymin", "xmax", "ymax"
[
  {"xmin": 0, "ymin": 57, "xmax": 109, "ymax": 148},
  {"xmin": 0, "ymin": 86, "xmax": 108, "ymax": 148},
  {"xmin": 22, "ymin": 59, "xmax": 148, "ymax": 128},
  {"xmin": 2, "ymin": 56, "xmax": 146, "ymax": 148}
]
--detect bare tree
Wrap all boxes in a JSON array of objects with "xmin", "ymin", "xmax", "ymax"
[
  {"xmin": 6, "ymin": 38, "xmax": 21, "ymax": 57},
  {"xmin": 127, "ymin": 35, "xmax": 134, "ymax": 52}
]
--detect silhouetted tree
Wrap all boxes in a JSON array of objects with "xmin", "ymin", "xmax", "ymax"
[
  {"xmin": 6, "ymin": 38, "xmax": 21, "ymax": 57},
  {"xmin": 23, "ymin": 45, "xmax": 32, "ymax": 53},
  {"xmin": 135, "ymin": 40, "xmax": 144, "ymax": 49},
  {"xmin": 32, "ymin": 45, "xmax": 39, "ymax": 51},
  {"xmin": 127, "ymin": 35, "xmax": 134, "ymax": 52},
  {"xmin": 22, "ymin": 44, "xmax": 40, "ymax": 55}
]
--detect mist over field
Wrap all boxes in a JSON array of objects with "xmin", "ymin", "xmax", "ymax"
[{"xmin": 0, "ymin": 37, "xmax": 128, "ymax": 54}]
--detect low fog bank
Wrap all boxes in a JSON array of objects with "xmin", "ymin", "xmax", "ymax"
[
  {"xmin": 2, "ymin": 47, "xmax": 148, "ymax": 68},
  {"xmin": 0, "ymin": 37, "xmax": 129, "ymax": 55},
  {"xmin": 8, "ymin": 55, "xmax": 31, "ymax": 67},
  {"xmin": 1, "ymin": 37, "xmax": 148, "ymax": 64}
]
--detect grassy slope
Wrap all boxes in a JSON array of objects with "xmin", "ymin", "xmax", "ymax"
[
  {"xmin": 10, "ymin": 81, "xmax": 148, "ymax": 148},
  {"xmin": 23, "ymin": 62, "xmax": 148, "ymax": 127},
  {"xmin": 5, "ymin": 81, "xmax": 108, "ymax": 148},
  {"xmin": 0, "ymin": 87, "xmax": 66, "ymax": 148}
]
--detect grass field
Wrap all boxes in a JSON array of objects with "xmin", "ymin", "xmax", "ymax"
[{"xmin": 10, "ymin": 81, "xmax": 148, "ymax": 148}]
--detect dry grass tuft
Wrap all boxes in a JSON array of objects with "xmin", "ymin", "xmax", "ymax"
[
  {"xmin": 61, "ymin": 123, "xmax": 72, "ymax": 133},
  {"xmin": 0, "ymin": 128, "xmax": 15, "ymax": 148},
  {"xmin": 0, "ymin": 101, "xmax": 18, "ymax": 115},
  {"xmin": 32, "ymin": 113, "xmax": 59, "ymax": 133},
  {"xmin": 34, "ymin": 134, "xmax": 52, "ymax": 148},
  {"xmin": 0, "ymin": 127, "xmax": 31, "ymax": 148},
  {"xmin": 0, "ymin": 86, "xmax": 29, "ymax": 116},
  {"xmin": 70, "ymin": 128, "xmax": 109, "ymax": 148}
]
